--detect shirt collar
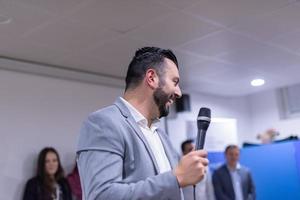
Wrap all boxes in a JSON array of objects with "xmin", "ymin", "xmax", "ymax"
[
  {"xmin": 120, "ymin": 97, "xmax": 160, "ymax": 131},
  {"xmin": 227, "ymin": 163, "xmax": 241, "ymax": 171}
]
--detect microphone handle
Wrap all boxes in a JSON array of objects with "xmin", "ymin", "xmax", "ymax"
[
  {"xmin": 194, "ymin": 129, "xmax": 207, "ymax": 200},
  {"xmin": 195, "ymin": 129, "xmax": 206, "ymax": 150}
]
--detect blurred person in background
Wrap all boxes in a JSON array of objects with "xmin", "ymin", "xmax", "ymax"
[
  {"xmin": 23, "ymin": 147, "xmax": 72, "ymax": 200},
  {"xmin": 212, "ymin": 145, "xmax": 255, "ymax": 200},
  {"xmin": 181, "ymin": 139, "xmax": 215, "ymax": 200},
  {"xmin": 257, "ymin": 128, "xmax": 279, "ymax": 144},
  {"xmin": 67, "ymin": 163, "xmax": 82, "ymax": 200}
]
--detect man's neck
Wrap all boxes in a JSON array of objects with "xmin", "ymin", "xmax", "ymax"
[
  {"xmin": 227, "ymin": 163, "xmax": 238, "ymax": 170},
  {"xmin": 123, "ymin": 91, "xmax": 158, "ymax": 127}
]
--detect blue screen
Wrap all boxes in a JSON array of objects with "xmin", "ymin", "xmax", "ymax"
[{"xmin": 208, "ymin": 141, "xmax": 300, "ymax": 200}]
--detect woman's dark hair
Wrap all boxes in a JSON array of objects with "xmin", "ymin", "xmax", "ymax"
[
  {"xmin": 125, "ymin": 47, "xmax": 178, "ymax": 91},
  {"xmin": 36, "ymin": 147, "xmax": 64, "ymax": 194}
]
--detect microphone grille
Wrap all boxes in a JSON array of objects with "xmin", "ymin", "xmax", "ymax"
[
  {"xmin": 197, "ymin": 107, "xmax": 211, "ymax": 130},
  {"xmin": 198, "ymin": 107, "xmax": 211, "ymax": 119}
]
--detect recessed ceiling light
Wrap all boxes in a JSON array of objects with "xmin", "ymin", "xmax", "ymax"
[
  {"xmin": 251, "ymin": 78, "xmax": 265, "ymax": 87},
  {"xmin": 0, "ymin": 15, "xmax": 12, "ymax": 24}
]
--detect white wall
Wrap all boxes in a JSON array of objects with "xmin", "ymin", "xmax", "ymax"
[
  {"xmin": 248, "ymin": 89, "xmax": 300, "ymax": 142},
  {"xmin": 166, "ymin": 91, "xmax": 252, "ymax": 154},
  {"xmin": 0, "ymin": 69, "xmax": 123, "ymax": 200}
]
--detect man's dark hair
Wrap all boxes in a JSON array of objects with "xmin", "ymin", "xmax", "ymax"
[
  {"xmin": 125, "ymin": 47, "xmax": 178, "ymax": 91},
  {"xmin": 181, "ymin": 139, "xmax": 194, "ymax": 153},
  {"xmin": 225, "ymin": 144, "xmax": 239, "ymax": 154}
]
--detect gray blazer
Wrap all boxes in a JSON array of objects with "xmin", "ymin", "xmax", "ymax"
[
  {"xmin": 77, "ymin": 97, "xmax": 182, "ymax": 200},
  {"xmin": 212, "ymin": 164, "xmax": 256, "ymax": 200}
]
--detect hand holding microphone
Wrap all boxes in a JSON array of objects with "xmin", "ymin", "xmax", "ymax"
[
  {"xmin": 174, "ymin": 150, "xmax": 209, "ymax": 187},
  {"xmin": 174, "ymin": 108, "xmax": 211, "ymax": 187}
]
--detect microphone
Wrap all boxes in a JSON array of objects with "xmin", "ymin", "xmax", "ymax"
[
  {"xmin": 193, "ymin": 108, "xmax": 211, "ymax": 200},
  {"xmin": 195, "ymin": 107, "xmax": 211, "ymax": 150}
]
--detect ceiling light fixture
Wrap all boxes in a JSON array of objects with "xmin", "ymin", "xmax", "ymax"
[
  {"xmin": 251, "ymin": 78, "xmax": 265, "ymax": 87},
  {"xmin": 0, "ymin": 15, "xmax": 12, "ymax": 24}
]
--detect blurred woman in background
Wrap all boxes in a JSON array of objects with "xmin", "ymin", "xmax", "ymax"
[
  {"xmin": 67, "ymin": 163, "xmax": 82, "ymax": 200},
  {"xmin": 23, "ymin": 147, "xmax": 72, "ymax": 200}
]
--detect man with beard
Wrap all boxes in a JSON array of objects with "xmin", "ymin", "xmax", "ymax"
[{"xmin": 77, "ymin": 47, "xmax": 209, "ymax": 200}]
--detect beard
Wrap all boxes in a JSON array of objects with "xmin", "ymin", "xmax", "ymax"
[{"xmin": 153, "ymin": 86, "xmax": 174, "ymax": 118}]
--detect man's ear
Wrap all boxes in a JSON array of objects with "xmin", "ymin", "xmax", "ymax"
[{"xmin": 145, "ymin": 69, "xmax": 159, "ymax": 89}]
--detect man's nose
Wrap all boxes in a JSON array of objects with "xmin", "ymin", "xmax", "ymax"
[{"xmin": 175, "ymin": 85, "xmax": 182, "ymax": 98}]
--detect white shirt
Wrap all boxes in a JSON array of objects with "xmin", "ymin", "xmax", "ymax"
[
  {"xmin": 121, "ymin": 97, "xmax": 172, "ymax": 173},
  {"xmin": 228, "ymin": 163, "xmax": 244, "ymax": 200}
]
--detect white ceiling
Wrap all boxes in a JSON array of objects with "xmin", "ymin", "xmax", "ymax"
[{"xmin": 1, "ymin": 0, "xmax": 300, "ymax": 96}]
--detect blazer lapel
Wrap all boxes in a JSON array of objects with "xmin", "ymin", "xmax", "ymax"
[
  {"xmin": 237, "ymin": 168, "xmax": 247, "ymax": 197},
  {"xmin": 114, "ymin": 97, "xmax": 160, "ymax": 174}
]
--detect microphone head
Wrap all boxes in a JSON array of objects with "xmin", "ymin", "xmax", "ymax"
[{"xmin": 197, "ymin": 107, "xmax": 211, "ymax": 130}]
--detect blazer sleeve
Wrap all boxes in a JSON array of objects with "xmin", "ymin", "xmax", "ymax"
[{"xmin": 77, "ymin": 114, "xmax": 181, "ymax": 200}]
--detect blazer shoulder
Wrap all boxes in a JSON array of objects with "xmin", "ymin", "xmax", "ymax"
[
  {"xmin": 240, "ymin": 165, "xmax": 251, "ymax": 175},
  {"xmin": 213, "ymin": 164, "xmax": 228, "ymax": 177},
  {"xmin": 89, "ymin": 104, "xmax": 119, "ymax": 117},
  {"xmin": 215, "ymin": 164, "xmax": 227, "ymax": 172},
  {"xmin": 25, "ymin": 177, "xmax": 40, "ymax": 187},
  {"xmin": 88, "ymin": 104, "xmax": 127, "ymax": 125},
  {"xmin": 77, "ymin": 104, "xmax": 126, "ymax": 154},
  {"xmin": 23, "ymin": 176, "xmax": 41, "ymax": 199}
]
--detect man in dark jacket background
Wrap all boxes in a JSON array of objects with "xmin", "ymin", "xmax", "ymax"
[{"xmin": 212, "ymin": 145, "xmax": 256, "ymax": 200}]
